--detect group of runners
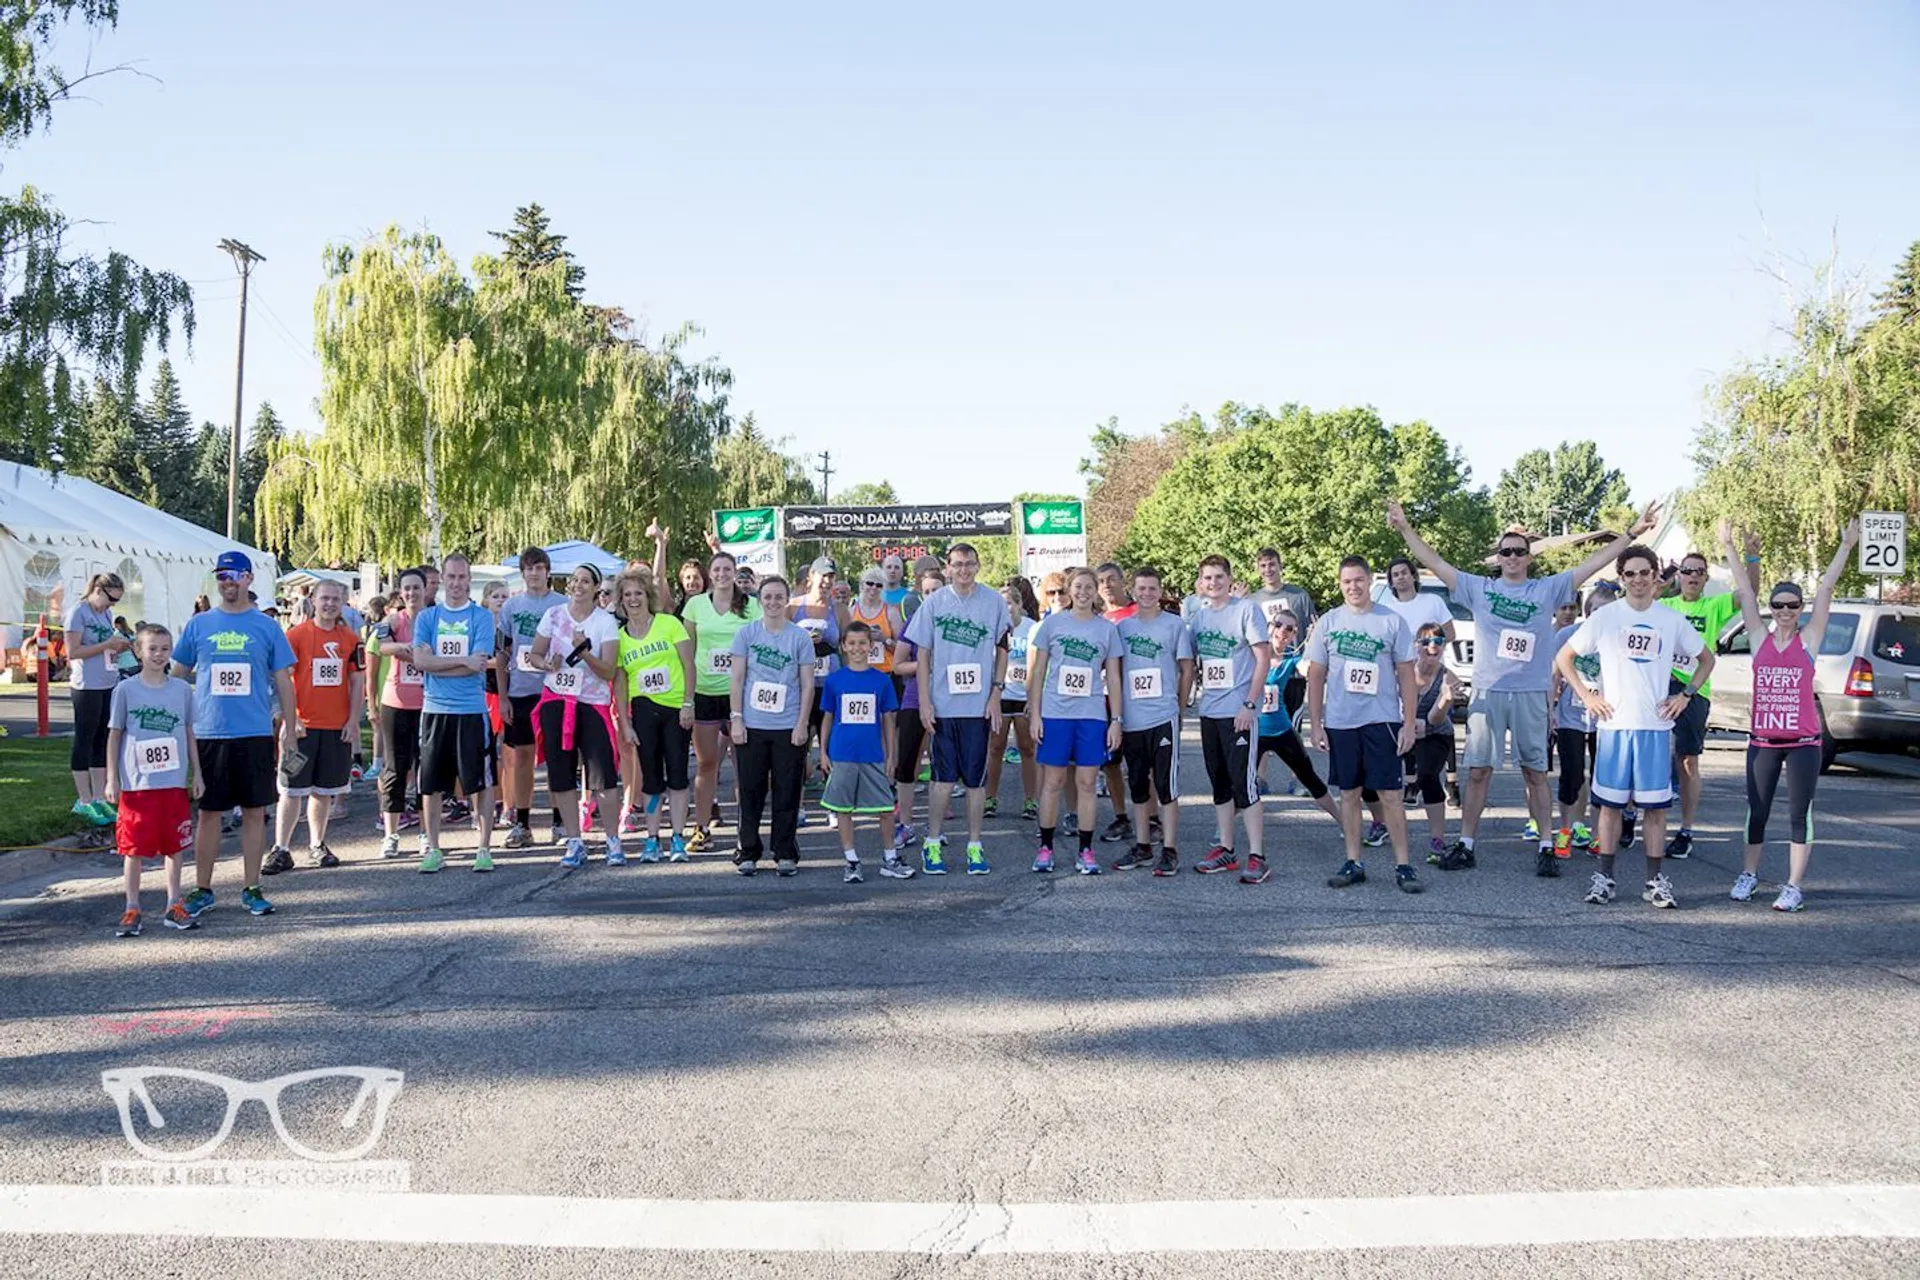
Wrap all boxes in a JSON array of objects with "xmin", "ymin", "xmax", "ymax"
[{"xmin": 82, "ymin": 503, "xmax": 1859, "ymax": 936}]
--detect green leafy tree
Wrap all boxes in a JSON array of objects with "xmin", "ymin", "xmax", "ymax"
[
  {"xmin": 0, "ymin": 2, "xmax": 194, "ymax": 464},
  {"xmin": 1492, "ymin": 440, "xmax": 1630, "ymax": 536},
  {"xmin": 1080, "ymin": 414, "xmax": 1193, "ymax": 568},
  {"xmin": 1119, "ymin": 404, "xmax": 1493, "ymax": 603}
]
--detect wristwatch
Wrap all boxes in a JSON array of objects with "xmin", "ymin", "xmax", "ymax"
[{"xmin": 1241, "ymin": 699, "xmax": 1257, "ymax": 711}]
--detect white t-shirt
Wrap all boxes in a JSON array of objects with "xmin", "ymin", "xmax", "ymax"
[
  {"xmin": 1563, "ymin": 600, "xmax": 1704, "ymax": 732},
  {"xmin": 535, "ymin": 605, "xmax": 620, "ymax": 706},
  {"xmin": 1380, "ymin": 590, "xmax": 1452, "ymax": 640}
]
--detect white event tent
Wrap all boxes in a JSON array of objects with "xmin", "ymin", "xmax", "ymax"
[{"xmin": 0, "ymin": 463, "xmax": 280, "ymax": 646}]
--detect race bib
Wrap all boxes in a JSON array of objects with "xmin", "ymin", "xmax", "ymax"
[
  {"xmin": 706, "ymin": 649, "xmax": 736, "ymax": 676},
  {"xmin": 1201, "ymin": 658, "xmax": 1233, "ymax": 692},
  {"xmin": 1261, "ymin": 683, "xmax": 1280, "ymax": 713},
  {"xmin": 1625, "ymin": 630, "xmax": 1660, "ymax": 658},
  {"xmin": 549, "ymin": 666, "xmax": 582, "ymax": 697},
  {"xmin": 946, "ymin": 663, "xmax": 982, "ymax": 696},
  {"xmin": 1056, "ymin": 665, "xmax": 1093, "ymax": 698},
  {"xmin": 1006, "ymin": 660, "xmax": 1028, "ymax": 687},
  {"xmin": 137, "ymin": 737, "xmax": 179, "ymax": 774},
  {"xmin": 399, "ymin": 663, "xmax": 425, "ymax": 686},
  {"xmin": 311, "ymin": 658, "xmax": 343, "ymax": 687},
  {"xmin": 210, "ymin": 663, "xmax": 251, "ymax": 697},
  {"xmin": 516, "ymin": 646, "xmax": 543, "ymax": 674},
  {"xmin": 638, "ymin": 667, "xmax": 672, "ymax": 695},
  {"xmin": 1262, "ymin": 600, "xmax": 1288, "ymax": 623},
  {"xmin": 840, "ymin": 693, "xmax": 877, "ymax": 725},
  {"xmin": 1497, "ymin": 629, "xmax": 1534, "ymax": 664},
  {"xmin": 1344, "ymin": 660, "xmax": 1381, "ymax": 696},
  {"xmin": 814, "ymin": 656, "xmax": 832, "ymax": 679},
  {"xmin": 1129, "ymin": 667, "xmax": 1162, "ymax": 701},
  {"xmin": 750, "ymin": 681, "xmax": 788, "ymax": 715},
  {"xmin": 436, "ymin": 632, "xmax": 469, "ymax": 659},
  {"xmin": 1673, "ymin": 649, "xmax": 1696, "ymax": 672}
]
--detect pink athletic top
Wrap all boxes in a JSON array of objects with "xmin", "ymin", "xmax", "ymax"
[
  {"xmin": 379, "ymin": 610, "xmax": 426, "ymax": 712},
  {"xmin": 1749, "ymin": 631, "xmax": 1820, "ymax": 748}
]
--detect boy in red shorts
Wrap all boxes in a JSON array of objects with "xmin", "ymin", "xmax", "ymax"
[{"xmin": 104, "ymin": 623, "xmax": 202, "ymax": 935}]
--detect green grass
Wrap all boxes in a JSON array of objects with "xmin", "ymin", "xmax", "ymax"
[{"xmin": 0, "ymin": 733, "xmax": 92, "ymax": 849}]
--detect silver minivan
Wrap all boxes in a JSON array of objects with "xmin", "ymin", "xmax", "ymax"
[{"xmin": 1707, "ymin": 600, "xmax": 1920, "ymax": 770}]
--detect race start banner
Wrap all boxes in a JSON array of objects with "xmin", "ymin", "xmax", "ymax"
[
  {"xmin": 1016, "ymin": 501, "xmax": 1088, "ymax": 581},
  {"xmin": 780, "ymin": 505, "xmax": 1016, "ymax": 539},
  {"xmin": 714, "ymin": 507, "xmax": 784, "ymax": 577}
]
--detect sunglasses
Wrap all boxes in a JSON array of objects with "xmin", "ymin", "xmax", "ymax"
[
  {"xmin": 1679, "ymin": 567, "xmax": 1707, "ymax": 576},
  {"xmin": 1496, "ymin": 546, "xmax": 1530, "ymax": 558},
  {"xmin": 1047, "ymin": 589, "xmax": 1065, "ymax": 597},
  {"xmin": 214, "ymin": 571, "xmax": 245, "ymax": 583},
  {"xmin": 1417, "ymin": 637, "xmax": 1447, "ymax": 648},
  {"xmin": 1769, "ymin": 599, "xmax": 1803, "ymax": 610},
  {"xmin": 1620, "ymin": 568, "xmax": 1656, "ymax": 580}
]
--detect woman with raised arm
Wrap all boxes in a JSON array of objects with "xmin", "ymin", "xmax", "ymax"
[{"xmin": 1720, "ymin": 517, "xmax": 1859, "ymax": 912}]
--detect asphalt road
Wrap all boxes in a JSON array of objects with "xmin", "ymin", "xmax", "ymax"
[{"xmin": 2, "ymin": 729, "xmax": 1917, "ymax": 1278}]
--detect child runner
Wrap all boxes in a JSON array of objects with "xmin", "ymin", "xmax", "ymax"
[
  {"xmin": 819, "ymin": 622, "xmax": 904, "ymax": 882},
  {"xmin": 1025, "ymin": 567, "xmax": 1124, "ymax": 875},
  {"xmin": 985, "ymin": 577, "xmax": 1041, "ymax": 820},
  {"xmin": 1253, "ymin": 611, "xmax": 1349, "ymax": 831},
  {"xmin": 105, "ymin": 624, "xmax": 200, "ymax": 936},
  {"xmin": 888, "ymin": 636, "xmax": 926, "ymax": 860}
]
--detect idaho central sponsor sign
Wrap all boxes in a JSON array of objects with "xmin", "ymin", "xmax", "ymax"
[
  {"xmin": 1017, "ymin": 501, "xmax": 1087, "ymax": 580},
  {"xmin": 780, "ymin": 505, "xmax": 1016, "ymax": 539},
  {"xmin": 713, "ymin": 507, "xmax": 784, "ymax": 577}
]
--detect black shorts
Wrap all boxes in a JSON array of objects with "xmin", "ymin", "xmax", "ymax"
[
  {"xmin": 1557, "ymin": 727, "xmax": 1596, "ymax": 804},
  {"xmin": 197, "ymin": 736, "xmax": 279, "ymax": 812},
  {"xmin": 931, "ymin": 716, "xmax": 989, "ymax": 788},
  {"xmin": 693, "ymin": 692, "xmax": 732, "ymax": 726},
  {"xmin": 1122, "ymin": 723, "xmax": 1179, "ymax": 805},
  {"xmin": 999, "ymin": 698, "xmax": 1025, "ymax": 718},
  {"xmin": 894, "ymin": 709, "xmax": 927, "ymax": 785},
  {"xmin": 1670, "ymin": 679, "xmax": 1709, "ymax": 757},
  {"xmin": 285, "ymin": 728, "xmax": 353, "ymax": 796},
  {"xmin": 502, "ymin": 693, "xmax": 541, "ymax": 748},
  {"xmin": 418, "ymin": 711, "xmax": 494, "ymax": 797},
  {"xmin": 1326, "ymin": 723, "xmax": 1404, "ymax": 793},
  {"xmin": 630, "ymin": 698, "xmax": 691, "ymax": 795},
  {"xmin": 1410, "ymin": 734, "xmax": 1449, "ymax": 805},
  {"xmin": 1199, "ymin": 716, "xmax": 1257, "ymax": 810},
  {"xmin": 536, "ymin": 699, "xmax": 618, "ymax": 795}
]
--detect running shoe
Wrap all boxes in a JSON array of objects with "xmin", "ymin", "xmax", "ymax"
[
  {"xmin": 983, "ymin": 797, "xmax": 998, "ymax": 817},
  {"xmin": 310, "ymin": 844, "xmax": 340, "ymax": 869},
  {"xmin": 1571, "ymin": 822, "xmax": 1594, "ymax": 849},
  {"xmin": 1031, "ymin": 846, "xmax": 1054, "ymax": 874},
  {"xmin": 1402, "ymin": 784, "xmax": 1420, "ymax": 807},
  {"xmin": 668, "ymin": 835, "xmax": 689, "ymax": 863},
  {"xmin": 1395, "ymin": 864, "xmax": 1425, "ymax": 894},
  {"xmin": 1440, "ymin": 840, "xmax": 1476, "ymax": 870},
  {"xmin": 240, "ymin": 885, "xmax": 274, "ymax": 916},
  {"xmin": 74, "ymin": 798, "xmax": 111, "ymax": 826},
  {"xmin": 379, "ymin": 834, "xmax": 402, "ymax": 860},
  {"xmin": 1148, "ymin": 816, "xmax": 1163, "ymax": 844},
  {"xmin": 262, "ymin": 845, "xmax": 295, "ymax": 876},
  {"xmin": 1665, "ymin": 831, "xmax": 1693, "ymax": 860},
  {"xmin": 220, "ymin": 811, "xmax": 242, "ymax": 835},
  {"xmin": 182, "ymin": 886, "xmax": 215, "ymax": 917},
  {"xmin": 1150, "ymin": 849, "xmax": 1179, "ymax": 876},
  {"xmin": 1643, "ymin": 874, "xmax": 1677, "ymax": 909},
  {"xmin": 1730, "ymin": 871, "xmax": 1759, "ymax": 902},
  {"xmin": 1552, "ymin": 829, "xmax": 1572, "ymax": 859},
  {"xmin": 795, "ymin": 808, "xmax": 814, "ymax": 828},
  {"xmin": 710, "ymin": 803, "xmax": 724, "ymax": 827},
  {"xmin": 844, "ymin": 860, "xmax": 863, "ymax": 884},
  {"xmin": 687, "ymin": 827, "xmax": 713, "ymax": 853},
  {"xmin": 604, "ymin": 835, "xmax": 627, "ymax": 868},
  {"xmin": 892, "ymin": 822, "xmax": 914, "ymax": 850},
  {"xmin": 1584, "ymin": 872, "xmax": 1616, "ymax": 905},
  {"xmin": 1003, "ymin": 746, "xmax": 1021, "ymax": 764},
  {"xmin": 503, "ymin": 823, "xmax": 533, "ymax": 850},
  {"xmin": 162, "ymin": 901, "xmax": 197, "ymax": 931},
  {"xmin": 641, "ymin": 836, "xmax": 663, "ymax": 864},
  {"xmin": 397, "ymin": 810, "xmax": 421, "ymax": 832},
  {"xmin": 916, "ymin": 764, "xmax": 931, "ymax": 784},
  {"xmin": 419, "ymin": 847, "xmax": 445, "ymax": 874},
  {"xmin": 1095, "ymin": 773, "xmax": 1109, "ymax": 799},
  {"xmin": 549, "ymin": 819, "xmax": 566, "ymax": 845},
  {"xmin": 1771, "ymin": 884, "xmax": 1805, "ymax": 912},
  {"xmin": 733, "ymin": 853, "xmax": 758, "ymax": 876},
  {"xmin": 1100, "ymin": 817, "xmax": 1131, "ymax": 843},
  {"xmin": 1195, "ymin": 846, "xmax": 1240, "ymax": 874},
  {"xmin": 1362, "ymin": 822, "xmax": 1389, "ymax": 848},
  {"xmin": 472, "ymin": 849, "xmax": 494, "ymax": 873},
  {"xmin": 1021, "ymin": 799, "xmax": 1039, "ymax": 820},
  {"xmin": 1447, "ymin": 782, "xmax": 1462, "ymax": 808},
  {"xmin": 1239, "ymin": 853, "xmax": 1271, "ymax": 885},
  {"xmin": 445, "ymin": 798, "xmax": 472, "ymax": 823},
  {"xmin": 1535, "ymin": 848, "xmax": 1560, "ymax": 878},
  {"xmin": 578, "ymin": 797, "xmax": 595, "ymax": 832},
  {"xmin": 921, "ymin": 839, "xmax": 947, "ymax": 875},
  {"xmin": 1426, "ymin": 837, "xmax": 1448, "ymax": 866},
  {"xmin": 1076, "ymin": 850, "xmax": 1101, "ymax": 876},
  {"xmin": 559, "ymin": 838, "xmax": 587, "ymax": 869},
  {"xmin": 1327, "ymin": 859, "xmax": 1366, "ymax": 888},
  {"xmin": 776, "ymin": 857, "xmax": 799, "ymax": 877},
  {"xmin": 1618, "ymin": 808, "xmax": 1637, "ymax": 850},
  {"xmin": 1111, "ymin": 847, "xmax": 1155, "ymax": 872},
  {"xmin": 1521, "ymin": 819, "xmax": 1539, "ymax": 843},
  {"xmin": 965, "ymin": 843, "xmax": 990, "ymax": 875},
  {"xmin": 620, "ymin": 808, "xmax": 643, "ymax": 837},
  {"xmin": 115, "ymin": 908, "xmax": 142, "ymax": 938},
  {"xmin": 879, "ymin": 856, "xmax": 916, "ymax": 879}
]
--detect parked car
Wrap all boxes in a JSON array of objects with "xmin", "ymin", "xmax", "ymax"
[
  {"xmin": 1371, "ymin": 574, "xmax": 1475, "ymax": 705},
  {"xmin": 1707, "ymin": 600, "xmax": 1920, "ymax": 771}
]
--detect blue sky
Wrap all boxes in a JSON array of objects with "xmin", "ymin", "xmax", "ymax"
[{"xmin": 17, "ymin": 0, "xmax": 1919, "ymax": 509}]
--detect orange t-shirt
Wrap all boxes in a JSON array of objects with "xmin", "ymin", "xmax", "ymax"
[{"xmin": 287, "ymin": 620, "xmax": 364, "ymax": 730}]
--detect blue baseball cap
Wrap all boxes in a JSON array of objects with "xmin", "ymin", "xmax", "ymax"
[{"xmin": 215, "ymin": 550, "xmax": 253, "ymax": 576}]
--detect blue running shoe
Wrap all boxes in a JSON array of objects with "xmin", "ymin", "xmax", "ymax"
[
  {"xmin": 965, "ymin": 842, "xmax": 990, "ymax": 875},
  {"xmin": 641, "ymin": 836, "xmax": 662, "ymax": 864},
  {"xmin": 922, "ymin": 839, "xmax": 947, "ymax": 875},
  {"xmin": 668, "ymin": 835, "xmax": 689, "ymax": 863},
  {"xmin": 559, "ymin": 838, "xmax": 587, "ymax": 869},
  {"xmin": 182, "ymin": 886, "xmax": 215, "ymax": 917},
  {"xmin": 240, "ymin": 885, "xmax": 274, "ymax": 916},
  {"xmin": 1031, "ymin": 846, "xmax": 1054, "ymax": 874}
]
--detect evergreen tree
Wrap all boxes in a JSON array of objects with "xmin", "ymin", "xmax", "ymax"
[
  {"xmin": 238, "ymin": 402, "xmax": 283, "ymax": 546},
  {"xmin": 141, "ymin": 358, "xmax": 197, "ymax": 514},
  {"xmin": 490, "ymin": 203, "xmax": 585, "ymax": 300},
  {"xmin": 1872, "ymin": 240, "xmax": 1920, "ymax": 324},
  {"xmin": 72, "ymin": 377, "xmax": 153, "ymax": 502}
]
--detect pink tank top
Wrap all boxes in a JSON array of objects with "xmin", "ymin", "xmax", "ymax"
[{"xmin": 1749, "ymin": 631, "xmax": 1819, "ymax": 748}]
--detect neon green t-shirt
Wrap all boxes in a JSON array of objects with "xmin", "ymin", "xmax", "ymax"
[
  {"xmin": 1669, "ymin": 591, "xmax": 1738, "ymax": 694},
  {"xmin": 617, "ymin": 614, "xmax": 691, "ymax": 708},
  {"xmin": 682, "ymin": 591, "xmax": 762, "ymax": 697}
]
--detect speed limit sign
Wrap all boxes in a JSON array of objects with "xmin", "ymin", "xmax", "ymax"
[{"xmin": 1861, "ymin": 511, "xmax": 1907, "ymax": 577}]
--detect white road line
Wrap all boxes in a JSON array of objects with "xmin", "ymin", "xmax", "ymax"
[{"xmin": 4, "ymin": 1184, "xmax": 1920, "ymax": 1253}]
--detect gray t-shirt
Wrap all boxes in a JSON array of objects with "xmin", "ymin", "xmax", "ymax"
[
  {"xmin": 1554, "ymin": 622, "xmax": 1601, "ymax": 732},
  {"xmin": 1030, "ymin": 612, "xmax": 1120, "ymax": 721},
  {"xmin": 902, "ymin": 584, "xmax": 1012, "ymax": 719},
  {"xmin": 66, "ymin": 600, "xmax": 119, "ymax": 690},
  {"xmin": 1250, "ymin": 584, "xmax": 1316, "ymax": 632},
  {"xmin": 1306, "ymin": 604, "xmax": 1415, "ymax": 730},
  {"xmin": 1117, "ymin": 610, "xmax": 1191, "ymax": 731},
  {"xmin": 109, "ymin": 675, "xmax": 195, "ymax": 792},
  {"xmin": 729, "ymin": 619, "xmax": 815, "ymax": 731},
  {"xmin": 501, "ymin": 590, "xmax": 566, "ymax": 699},
  {"xmin": 1451, "ymin": 571, "xmax": 1576, "ymax": 692},
  {"xmin": 1186, "ymin": 598, "xmax": 1267, "ymax": 719}
]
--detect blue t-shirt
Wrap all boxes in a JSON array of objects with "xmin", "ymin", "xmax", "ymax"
[
  {"xmin": 1256, "ymin": 650, "xmax": 1304, "ymax": 739},
  {"xmin": 174, "ymin": 607, "xmax": 295, "ymax": 740},
  {"xmin": 414, "ymin": 602, "xmax": 496, "ymax": 715},
  {"xmin": 820, "ymin": 666, "xmax": 899, "ymax": 764}
]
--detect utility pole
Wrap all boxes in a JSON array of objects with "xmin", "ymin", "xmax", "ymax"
[
  {"xmin": 218, "ymin": 238, "xmax": 265, "ymax": 540},
  {"xmin": 815, "ymin": 450, "xmax": 834, "ymax": 503}
]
